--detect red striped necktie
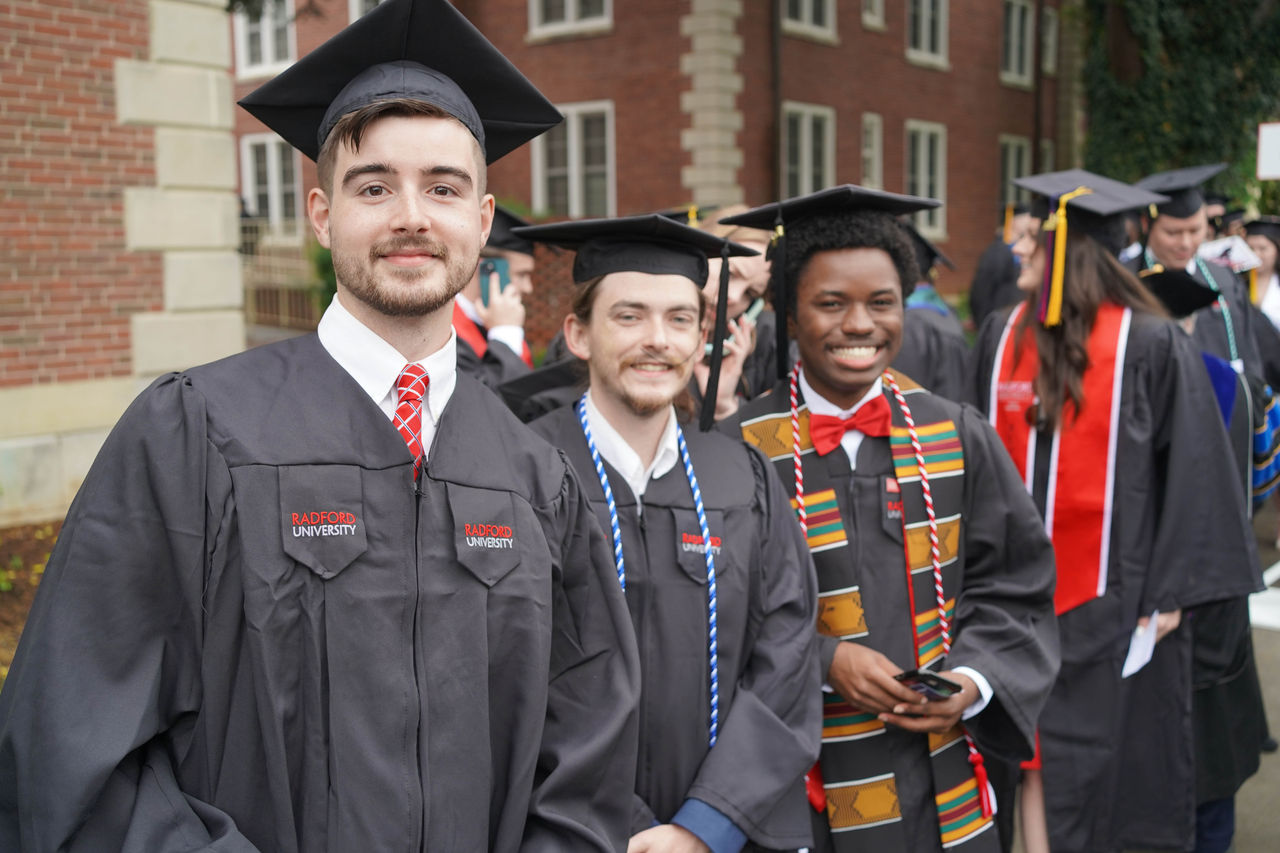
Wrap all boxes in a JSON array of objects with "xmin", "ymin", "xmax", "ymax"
[{"xmin": 394, "ymin": 363, "xmax": 429, "ymax": 476}]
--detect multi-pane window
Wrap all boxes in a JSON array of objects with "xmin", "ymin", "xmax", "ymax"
[
  {"xmin": 240, "ymin": 134, "xmax": 302, "ymax": 237},
  {"xmin": 999, "ymin": 135, "xmax": 1031, "ymax": 205},
  {"xmin": 1040, "ymin": 138, "xmax": 1055, "ymax": 173},
  {"xmin": 529, "ymin": 0, "xmax": 611, "ymax": 37},
  {"xmin": 1001, "ymin": 0, "xmax": 1035, "ymax": 86},
  {"xmin": 861, "ymin": 113, "xmax": 883, "ymax": 190},
  {"xmin": 235, "ymin": 0, "xmax": 293, "ymax": 77},
  {"xmin": 905, "ymin": 120, "xmax": 947, "ymax": 237},
  {"xmin": 907, "ymin": 0, "xmax": 948, "ymax": 66},
  {"xmin": 532, "ymin": 102, "xmax": 614, "ymax": 218},
  {"xmin": 1042, "ymin": 7, "xmax": 1059, "ymax": 75},
  {"xmin": 863, "ymin": 0, "xmax": 885, "ymax": 29},
  {"xmin": 783, "ymin": 0, "xmax": 836, "ymax": 40},
  {"xmin": 349, "ymin": 0, "xmax": 382, "ymax": 22},
  {"xmin": 781, "ymin": 102, "xmax": 835, "ymax": 199}
]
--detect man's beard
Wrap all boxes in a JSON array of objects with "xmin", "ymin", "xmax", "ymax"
[{"xmin": 333, "ymin": 236, "xmax": 475, "ymax": 317}]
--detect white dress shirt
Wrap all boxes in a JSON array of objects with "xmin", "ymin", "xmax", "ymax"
[
  {"xmin": 581, "ymin": 390, "xmax": 680, "ymax": 513},
  {"xmin": 1260, "ymin": 273, "xmax": 1280, "ymax": 330},
  {"xmin": 799, "ymin": 369, "xmax": 992, "ymax": 717},
  {"xmin": 316, "ymin": 296, "xmax": 457, "ymax": 462},
  {"xmin": 455, "ymin": 292, "xmax": 526, "ymax": 357}
]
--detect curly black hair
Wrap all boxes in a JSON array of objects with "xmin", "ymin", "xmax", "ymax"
[{"xmin": 783, "ymin": 210, "xmax": 920, "ymax": 312}]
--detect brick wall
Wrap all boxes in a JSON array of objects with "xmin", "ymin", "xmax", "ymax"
[{"xmin": 0, "ymin": 0, "xmax": 161, "ymax": 388}]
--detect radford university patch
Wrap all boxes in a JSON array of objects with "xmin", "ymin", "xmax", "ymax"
[
  {"xmin": 464, "ymin": 522, "xmax": 515, "ymax": 550},
  {"xmin": 290, "ymin": 510, "xmax": 360, "ymax": 538}
]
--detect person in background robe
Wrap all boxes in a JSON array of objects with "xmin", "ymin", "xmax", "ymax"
[
  {"xmin": 0, "ymin": 2, "xmax": 641, "ymax": 850},
  {"xmin": 894, "ymin": 221, "xmax": 969, "ymax": 402},
  {"xmin": 519, "ymin": 214, "xmax": 822, "ymax": 853},
  {"xmin": 723, "ymin": 186, "xmax": 1059, "ymax": 853},
  {"xmin": 968, "ymin": 204, "xmax": 1031, "ymax": 329},
  {"xmin": 971, "ymin": 169, "xmax": 1264, "ymax": 853}
]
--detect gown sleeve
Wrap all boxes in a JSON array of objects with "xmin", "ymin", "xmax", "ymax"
[
  {"xmin": 680, "ymin": 449, "xmax": 821, "ymax": 848},
  {"xmin": 944, "ymin": 405, "xmax": 1061, "ymax": 762},
  {"xmin": 521, "ymin": 456, "xmax": 642, "ymax": 852},
  {"xmin": 0, "ymin": 375, "xmax": 259, "ymax": 852},
  {"xmin": 456, "ymin": 334, "xmax": 533, "ymax": 390}
]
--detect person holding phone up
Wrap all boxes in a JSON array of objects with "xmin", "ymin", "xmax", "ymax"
[{"xmin": 453, "ymin": 205, "xmax": 538, "ymax": 387}]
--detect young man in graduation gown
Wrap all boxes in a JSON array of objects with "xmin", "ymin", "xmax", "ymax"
[
  {"xmin": 518, "ymin": 214, "xmax": 822, "ymax": 853},
  {"xmin": 454, "ymin": 205, "xmax": 538, "ymax": 387},
  {"xmin": 723, "ymin": 186, "xmax": 1060, "ymax": 853},
  {"xmin": 971, "ymin": 169, "xmax": 1264, "ymax": 853},
  {"xmin": 0, "ymin": 2, "xmax": 641, "ymax": 851}
]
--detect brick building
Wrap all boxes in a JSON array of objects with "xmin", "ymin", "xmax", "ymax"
[
  {"xmin": 231, "ymin": 0, "xmax": 1082, "ymax": 347},
  {"xmin": 1, "ymin": 0, "xmax": 242, "ymax": 524}
]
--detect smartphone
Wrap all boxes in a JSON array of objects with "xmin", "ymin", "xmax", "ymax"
[
  {"xmin": 705, "ymin": 298, "xmax": 767, "ymax": 357},
  {"xmin": 894, "ymin": 669, "xmax": 962, "ymax": 701},
  {"xmin": 479, "ymin": 257, "xmax": 510, "ymax": 307}
]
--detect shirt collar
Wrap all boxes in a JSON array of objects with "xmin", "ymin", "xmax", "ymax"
[
  {"xmin": 455, "ymin": 292, "xmax": 482, "ymax": 325},
  {"xmin": 316, "ymin": 295, "xmax": 458, "ymax": 424},
  {"xmin": 583, "ymin": 390, "xmax": 681, "ymax": 500},
  {"xmin": 798, "ymin": 369, "xmax": 884, "ymax": 419}
]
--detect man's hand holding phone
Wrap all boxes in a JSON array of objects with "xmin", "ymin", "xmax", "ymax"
[
  {"xmin": 827, "ymin": 641, "xmax": 978, "ymax": 734},
  {"xmin": 476, "ymin": 259, "xmax": 524, "ymax": 330}
]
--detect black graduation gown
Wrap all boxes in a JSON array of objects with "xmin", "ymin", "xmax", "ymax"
[
  {"xmin": 0, "ymin": 335, "xmax": 641, "ymax": 853},
  {"xmin": 456, "ymin": 329, "xmax": 533, "ymax": 390},
  {"xmin": 530, "ymin": 406, "xmax": 821, "ymax": 850},
  {"xmin": 968, "ymin": 238, "xmax": 1021, "ymax": 329},
  {"xmin": 893, "ymin": 308, "xmax": 971, "ymax": 402},
  {"xmin": 734, "ymin": 385, "xmax": 1059, "ymax": 853},
  {"xmin": 972, "ymin": 309, "xmax": 1263, "ymax": 853}
]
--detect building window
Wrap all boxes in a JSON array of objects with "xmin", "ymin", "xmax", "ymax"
[
  {"xmin": 532, "ymin": 101, "xmax": 614, "ymax": 218},
  {"xmin": 999, "ymin": 135, "xmax": 1031, "ymax": 205},
  {"xmin": 861, "ymin": 113, "xmax": 883, "ymax": 190},
  {"xmin": 349, "ymin": 0, "xmax": 382, "ymax": 22},
  {"xmin": 1001, "ymin": 0, "xmax": 1035, "ymax": 87},
  {"xmin": 528, "ymin": 0, "xmax": 612, "ymax": 38},
  {"xmin": 1042, "ymin": 7, "xmax": 1059, "ymax": 76},
  {"xmin": 234, "ymin": 0, "xmax": 294, "ymax": 79},
  {"xmin": 240, "ymin": 134, "xmax": 302, "ymax": 238},
  {"xmin": 783, "ymin": 0, "xmax": 837, "ymax": 41},
  {"xmin": 906, "ymin": 0, "xmax": 948, "ymax": 68},
  {"xmin": 781, "ymin": 101, "xmax": 836, "ymax": 199},
  {"xmin": 1040, "ymin": 138, "xmax": 1055, "ymax": 172},
  {"xmin": 863, "ymin": 0, "xmax": 885, "ymax": 30},
  {"xmin": 905, "ymin": 120, "xmax": 947, "ymax": 237}
]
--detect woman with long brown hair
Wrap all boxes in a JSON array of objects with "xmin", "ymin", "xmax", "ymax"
[{"xmin": 971, "ymin": 170, "xmax": 1261, "ymax": 853}]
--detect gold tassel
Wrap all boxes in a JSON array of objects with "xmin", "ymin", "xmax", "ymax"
[
  {"xmin": 1043, "ymin": 187, "xmax": 1094, "ymax": 327},
  {"xmin": 1002, "ymin": 203, "xmax": 1014, "ymax": 244},
  {"xmin": 1251, "ymin": 268, "xmax": 1259, "ymax": 305}
]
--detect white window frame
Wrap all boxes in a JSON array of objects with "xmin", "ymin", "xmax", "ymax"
[
  {"xmin": 239, "ymin": 132, "xmax": 304, "ymax": 242},
  {"xmin": 905, "ymin": 119, "xmax": 947, "ymax": 239},
  {"xmin": 862, "ymin": 0, "xmax": 886, "ymax": 30},
  {"xmin": 906, "ymin": 0, "xmax": 949, "ymax": 69},
  {"xmin": 530, "ymin": 100, "xmax": 616, "ymax": 219},
  {"xmin": 781, "ymin": 101, "xmax": 837, "ymax": 200},
  {"xmin": 233, "ymin": 0, "xmax": 295, "ymax": 80},
  {"xmin": 527, "ymin": 0, "xmax": 613, "ymax": 40},
  {"xmin": 998, "ymin": 134, "xmax": 1031, "ymax": 205},
  {"xmin": 1040, "ymin": 138, "xmax": 1055, "ymax": 173},
  {"xmin": 861, "ymin": 112, "xmax": 883, "ymax": 190},
  {"xmin": 1042, "ymin": 6, "xmax": 1059, "ymax": 76},
  {"xmin": 782, "ymin": 0, "xmax": 838, "ymax": 44},
  {"xmin": 348, "ymin": 0, "xmax": 383, "ymax": 23},
  {"xmin": 1000, "ymin": 0, "xmax": 1035, "ymax": 88}
]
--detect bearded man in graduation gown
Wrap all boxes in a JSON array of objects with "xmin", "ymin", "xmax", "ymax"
[
  {"xmin": 723, "ymin": 187, "xmax": 1059, "ymax": 853},
  {"xmin": 519, "ymin": 214, "xmax": 822, "ymax": 853},
  {"xmin": 0, "ymin": 2, "xmax": 641, "ymax": 851}
]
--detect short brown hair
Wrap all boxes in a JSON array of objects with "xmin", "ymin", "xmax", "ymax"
[
  {"xmin": 570, "ymin": 274, "xmax": 710, "ymax": 326},
  {"xmin": 315, "ymin": 98, "xmax": 486, "ymax": 196}
]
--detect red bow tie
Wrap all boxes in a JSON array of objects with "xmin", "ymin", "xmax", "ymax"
[{"xmin": 809, "ymin": 394, "xmax": 892, "ymax": 455}]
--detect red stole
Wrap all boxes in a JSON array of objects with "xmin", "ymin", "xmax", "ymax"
[
  {"xmin": 990, "ymin": 301, "xmax": 1131, "ymax": 615},
  {"xmin": 451, "ymin": 301, "xmax": 534, "ymax": 367}
]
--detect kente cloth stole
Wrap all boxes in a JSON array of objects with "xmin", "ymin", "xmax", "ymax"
[
  {"xmin": 989, "ymin": 302, "xmax": 1130, "ymax": 615},
  {"xmin": 740, "ymin": 370, "xmax": 998, "ymax": 852}
]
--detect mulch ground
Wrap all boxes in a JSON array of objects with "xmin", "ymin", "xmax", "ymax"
[{"xmin": 0, "ymin": 521, "xmax": 58, "ymax": 689}]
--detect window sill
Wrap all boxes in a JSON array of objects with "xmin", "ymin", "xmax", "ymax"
[
  {"xmin": 526, "ymin": 20, "xmax": 614, "ymax": 44},
  {"xmin": 781, "ymin": 20, "xmax": 839, "ymax": 46},
  {"xmin": 905, "ymin": 50, "xmax": 950, "ymax": 72},
  {"xmin": 999, "ymin": 73, "xmax": 1034, "ymax": 91}
]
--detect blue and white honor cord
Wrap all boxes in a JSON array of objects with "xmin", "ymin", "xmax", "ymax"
[{"xmin": 576, "ymin": 394, "xmax": 720, "ymax": 747}]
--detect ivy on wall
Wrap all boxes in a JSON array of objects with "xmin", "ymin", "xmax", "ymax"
[{"xmin": 1082, "ymin": 0, "xmax": 1280, "ymax": 209}]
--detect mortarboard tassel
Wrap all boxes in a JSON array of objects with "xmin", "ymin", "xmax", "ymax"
[
  {"xmin": 1002, "ymin": 203, "xmax": 1015, "ymax": 244},
  {"xmin": 699, "ymin": 241, "xmax": 733, "ymax": 431},
  {"xmin": 771, "ymin": 213, "xmax": 789, "ymax": 381},
  {"xmin": 1250, "ymin": 267, "xmax": 1259, "ymax": 305},
  {"xmin": 1040, "ymin": 186, "xmax": 1094, "ymax": 327}
]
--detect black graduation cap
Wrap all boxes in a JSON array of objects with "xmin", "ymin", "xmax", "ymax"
[
  {"xmin": 1138, "ymin": 267, "xmax": 1219, "ymax": 319},
  {"xmin": 1246, "ymin": 216, "xmax": 1280, "ymax": 251},
  {"xmin": 717, "ymin": 185, "xmax": 941, "ymax": 380},
  {"xmin": 238, "ymin": 0, "xmax": 562, "ymax": 163},
  {"xmin": 487, "ymin": 206, "xmax": 535, "ymax": 256},
  {"xmin": 1134, "ymin": 163, "xmax": 1227, "ymax": 220},
  {"xmin": 901, "ymin": 219, "xmax": 955, "ymax": 277},
  {"xmin": 1014, "ymin": 169, "xmax": 1168, "ymax": 326},
  {"xmin": 512, "ymin": 214, "xmax": 760, "ymax": 430},
  {"xmin": 657, "ymin": 204, "xmax": 702, "ymax": 228}
]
